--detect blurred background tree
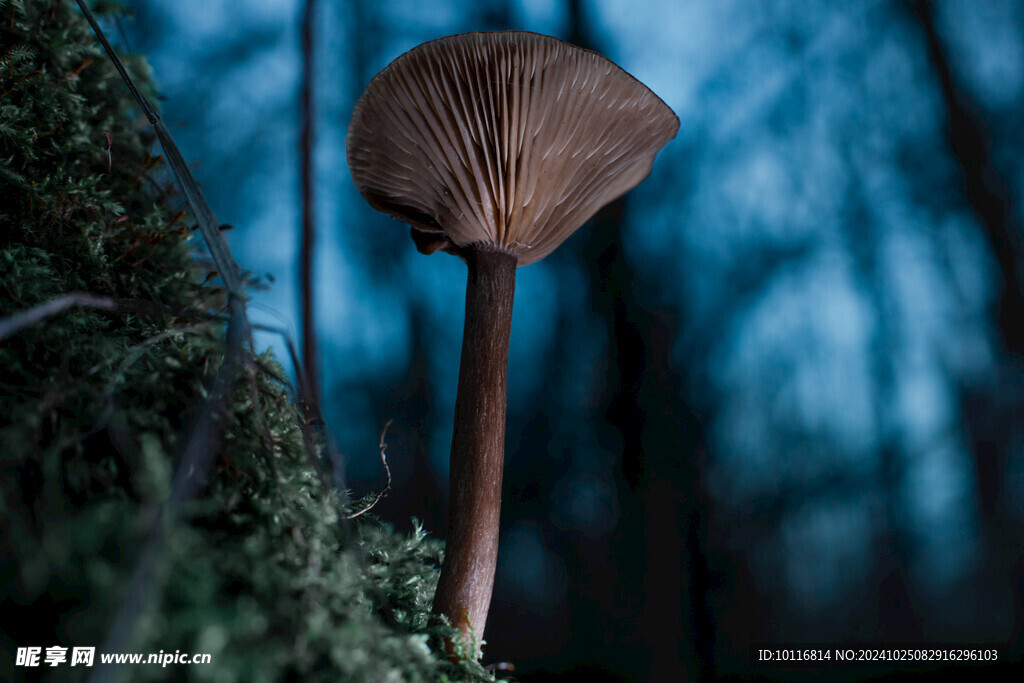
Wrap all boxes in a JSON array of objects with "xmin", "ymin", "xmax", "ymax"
[{"xmin": 120, "ymin": 0, "xmax": 1024, "ymax": 678}]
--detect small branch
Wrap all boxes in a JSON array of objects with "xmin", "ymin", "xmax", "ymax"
[
  {"xmin": 74, "ymin": 0, "xmax": 244, "ymax": 297},
  {"xmin": 0, "ymin": 292, "xmax": 222, "ymax": 341},
  {"xmin": 0, "ymin": 293, "xmax": 117, "ymax": 340},
  {"xmin": 0, "ymin": 291, "xmax": 346, "ymax": 497},
  {"xmin": 0, "ymin": 293, "xmax": 351, "ymax": 504},
  {"xmin": 0, "ymin": 69, "xmax": 42, "ymax": 99},
  {"xmin": 345, "ymin": 419, "xmax": 394, "ymax": 519}
]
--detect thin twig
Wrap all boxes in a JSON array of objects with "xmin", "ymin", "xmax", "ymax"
[
  {"xmin": 0, "ymin": 292, "xmax": 220, "ymax": 341},
  {"xmin": 345, "ymin": 419, "xmax": 394, "ymax": 520},
  {"xmin": 73, "ymin": 0, "xmax": 244, "ymax": 296},
  {"xmin": 0, "ymin": 292, "xmax": 348, "ymax": 496},
  {"xmin": 0, "ymin": 293, "xmax": 117, "ymax": 340}
]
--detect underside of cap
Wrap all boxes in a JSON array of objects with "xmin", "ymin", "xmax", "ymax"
[{"xmin": 346, "ymin": 31, "xmax": 679, "ymax": 266}]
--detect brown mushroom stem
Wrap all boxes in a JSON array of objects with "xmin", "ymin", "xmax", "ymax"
[{"xmin": 433, "ymin": 246, "xmax": 517, "ymax": 652}]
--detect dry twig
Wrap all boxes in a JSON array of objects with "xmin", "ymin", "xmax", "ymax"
[{"xmin": 345, "ymin": 419, "xmax": 395, "ymax": 519}]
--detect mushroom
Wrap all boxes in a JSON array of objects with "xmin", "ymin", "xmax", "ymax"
[{"xmin": 346, "ymin": 31, "xmax": 677, "ymax": 654}]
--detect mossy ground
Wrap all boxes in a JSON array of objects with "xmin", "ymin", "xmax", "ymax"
[{"xmin": 0, "ymin": 2, "xmax": 494, "ymax": 680}]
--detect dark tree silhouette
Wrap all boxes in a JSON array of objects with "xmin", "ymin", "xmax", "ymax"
[
  {"xmin": 907, "ymin": 0, "xmax": 1024, "ymax": 658},
  {"xmin": 300, "ymin": 0, "xmax": 320, "ymax": 404},
  {"xmin": 908, "ymin": 0, "xmax": 1024, "ymax": 356},
  {"xmin": 565, "ymin": 1, "xmax": 716, "ymax": 679}
]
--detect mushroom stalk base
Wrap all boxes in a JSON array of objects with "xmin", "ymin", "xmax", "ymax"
[{"xmin": 433, "ymin": 247, "xmax": 517, "ymax": 655}]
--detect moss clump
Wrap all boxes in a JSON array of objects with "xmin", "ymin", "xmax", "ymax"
[{"xmin": 0, "ymin": 2, "xmax": 493, "ymax": 680}]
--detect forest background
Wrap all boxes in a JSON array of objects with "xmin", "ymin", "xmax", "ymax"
[{"xmin": 11, "ymin": 0, "xmax": 1024, "ymax": 680}]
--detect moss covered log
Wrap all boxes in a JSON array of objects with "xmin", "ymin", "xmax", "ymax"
[{"xmin": 0, "ymin": 2, "xmax": 492, "ymax": 680}]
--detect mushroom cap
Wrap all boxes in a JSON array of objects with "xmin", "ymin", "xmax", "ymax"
[{"xmin": 346, "ymin": 31, "xmax": 679, "ymax": 266}]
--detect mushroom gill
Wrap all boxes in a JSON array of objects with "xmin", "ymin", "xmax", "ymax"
[{"xmin": 346, "ymin": 31, "xmax": 679, "ymax": 266}]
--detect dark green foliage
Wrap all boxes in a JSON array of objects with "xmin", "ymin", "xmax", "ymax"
[{"xmin": 0, "ymin": 2, "xmax": 493, "ymax": 680}]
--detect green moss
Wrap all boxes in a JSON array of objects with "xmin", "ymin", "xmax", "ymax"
[{"xmin": 0, "ymin": 2, "xmax": 493, "ymax": 680}]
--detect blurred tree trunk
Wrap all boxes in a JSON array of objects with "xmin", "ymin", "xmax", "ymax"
[
  {"xmin": 907, "ymin": 0, "xmax": 1024, "ymax": 656},
  {"xmin": 840, "ymin": 153, "xmax": 920, "ymax": 641},
  {"xmin": 566, "ymin": 2, "xmax": 715, "ymax": 679},
  {"xmin": 908, "ymin": 0, "xmax": 1024, "ymax": 354},
  {"xmin": 300, "ymin": 0, "xmax": 319, "ymax": 404}
]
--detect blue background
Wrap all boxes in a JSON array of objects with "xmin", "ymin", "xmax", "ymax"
[{"xmin": 121, "ymin": 1, "xmax": 1024, "ymax": 678}]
